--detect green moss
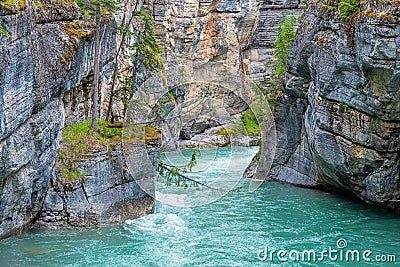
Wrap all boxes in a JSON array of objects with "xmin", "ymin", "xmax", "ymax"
[
  {"xmin": 62, "ymin": 119, "xmax": 123, "ymax": 148},
  {"xmin": 123, "ymin": 124, "xmax": 162, "ymax": 145},
  {"xmin": 98, "ymin": 120, "xmax": 122, "ymax": 139},
  {"xmin": 362, "ymin": 8, "xmax": 399, "ymax": 20},
  {"xmin": 315, "ymin": 36, "xmax": 331, "ymax": 45},
  {"xmin": 215, "ymin": 102, "xmax": 262, "ymax": 138},
  {"xmin": 144, "ymin": 124, "xmax": 162, "ymax": 143},
  {"xmin": 339, "ymin": 101, "xmax": 349, "ymax": 111},
  {"xmin": 33, "ymin": 0, "xmax": 76, "ymax": 8},
  {"xmin": 58, "ymin": 21, "xmax": 95, "ymax": 64},
  {"xmin": 61, "ymin": 167, "xmax": 86, "ymax": 182},
  {"xmin": 321, "ymin": 3, "xmax": 338, "ymax": 11},
  {"xmin": 216, "ymin": 128, "xmax": 235, "ymax": 136},
  {"xmin": 215, "ymin": 109, "xmax": 261, "ymax": 138},
  {"xmin": 63, "ymin": 21, "xmax": 91, "ymax": 39}
]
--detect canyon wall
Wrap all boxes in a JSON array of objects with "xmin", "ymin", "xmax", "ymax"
[
  {"xmin": 271, "ymin": 0, "xmax": 400, "ymax": 211},
  {"xmin": 152, "ymin": 0, "xmax": 302, "ymax": 83},
  {"xmin": 0, "ymin": 0, "xmax": 152, "ymax": 239},
  {"xmin": 243, "ymin": 0, "xmax": 302, "ymax": 85},
  {"xmin": 0, "ymin": 0, "xmax": 304, "ymax": 238},
  {"xmin": 2, "ymin": 0, "xmax": 398, "ymax": 240},
  {"xmin": 149, "ymin": 0, "xmax": 302, "ymax": 148}
]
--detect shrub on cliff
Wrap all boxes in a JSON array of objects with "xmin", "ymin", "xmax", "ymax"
[
  {"xmin": 57, "ymin": 119, "xmax": 122, "ymax": 182},
  {"xmin": 338, "ymin": 0, "xmax": 360, "ymax": 19},
  {"xmin": 272, "ymin": 15, "xmax": 297, "ymax": 79}
]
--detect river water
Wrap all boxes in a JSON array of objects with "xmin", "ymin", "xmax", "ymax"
[{"xmin": 0, "ymin": 147, "xmax": 399, "ymax": 266}]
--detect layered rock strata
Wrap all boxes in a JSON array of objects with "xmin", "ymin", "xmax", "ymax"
[
  {"xmin": 0, "ymin": 0, "xmax": 153, "ymax": 238},
  {"xmin": 271, "ymin": 1, "xmax": 400, "ymax": 211}
]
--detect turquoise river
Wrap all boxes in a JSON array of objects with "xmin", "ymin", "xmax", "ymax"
[{"xmin": 0, "ymin": 147, "xmax": 399, "ymax": 266}]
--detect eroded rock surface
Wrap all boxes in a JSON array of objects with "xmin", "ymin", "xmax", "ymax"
[
  {"xmin": 0, "ymin": 1, "xmax": 152, "ymax": 238},
  {"xmin": 35, "ymin": 145, "xmax": 156, "ymax": 229},
  {"xmin": 272, "ymin": 1, "xmax": 400, "ymax": 211},
  {"xmin": 152, "ymin": 0, "xmax": 302, "ymax": 148},
  {"xmin": 243, "ymin": 0, "xmax": 303, "ymax": 85}
]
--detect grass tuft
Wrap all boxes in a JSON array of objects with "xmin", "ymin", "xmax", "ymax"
[{"xmin": 57, "ymin": 119, "xmax": 123, "ymax": 182}]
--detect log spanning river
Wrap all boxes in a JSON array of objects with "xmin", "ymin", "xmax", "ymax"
[{"xmin": 0, "ymin": 147, "xmax": 398, "ymax": 266}]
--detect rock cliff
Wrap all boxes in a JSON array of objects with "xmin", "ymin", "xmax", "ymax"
[
  {"xmin": 271, "ymin": 0, "xmax": 400, "ymax": 211},
  {"xmin": 2, "ymin": 0, "xmax": 398, "ymax": 240},
  {"xmin": 243, "ymin": 0, "xmax": 302, "ymax": 85},
  {"xmin": 150, "ymin": 0, "xmax": 302, "ymax": 147},
  {"xmin": 34, "ymin": 144, "xmax": 156, "ymax": 229},
  {"xmin": 152, "ymin": 0, "xmax": 301, "ymax": 80},
  {"xmin": 0, "ymin": 0, "xmax": 152, "ymax": 239}
]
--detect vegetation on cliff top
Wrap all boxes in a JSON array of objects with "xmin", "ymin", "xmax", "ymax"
[
  {"xmin": 0, "ymin": 0, "xmax": 26, "ymax": 9},
  {"xmin": 57, "ymin": 119, "xmax": 162, "ymax": 182},
  {"xmin": 318, "ymin": 0, "xmax": 396, "ymax": 20},
  {"xmin": 338, "ymin": 0, "xmax": 360, "ymax": 19},
  {"xmin": 56, "ymin": 119, "xmax": 122, "ymax": 181}
]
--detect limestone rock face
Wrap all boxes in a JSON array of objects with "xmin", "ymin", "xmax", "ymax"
[
  {"xmin": 272, "ymin": 1, "xmax": 400, "ymax": 210},
  {"xmin": 153, "ymin": 0, "xmax": 260, "ymax": 71},
  {"xmin": 151, "ymin": 0, "xmax": 302, "ymax": 147},
  {"xmin": 243, "ymin": 0, "xmax": 303, "ymax": 85},
  {"xmin": 34, "ymin": 145, "xmax": 155, "ymax": 229},
  {"xmin": 153, "ymin": 0, "xmax": 302, "ymax": 81},
  {"xmin": 0, "ymin": 1, "xmax": 152, "ymax": 238}
]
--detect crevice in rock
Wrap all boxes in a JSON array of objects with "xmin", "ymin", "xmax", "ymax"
[{"xmin": 81, "ymin": 183, "xmax": 91, "ymax": 205}]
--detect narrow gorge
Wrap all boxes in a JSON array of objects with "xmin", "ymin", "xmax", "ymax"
[{"xmin": 0, "ymin": 1, "xmax": 399, "ymax": 263}]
